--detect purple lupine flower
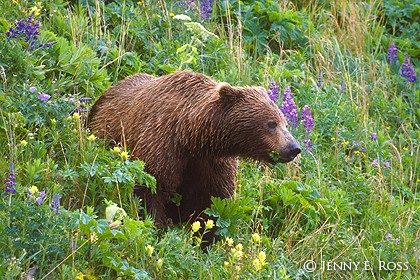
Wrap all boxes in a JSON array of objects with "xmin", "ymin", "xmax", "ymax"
[
  {"xmin": 385, "ymin": 233, "xmax": 392, "ymax": 240},
  {"xmin": 341, "ymin": 79, "xmax": 345, "ymax": 93},
  {"xmin": 29, "ymin": 86, "xmax": 37, "ymax": 93},
  {"xmin": 372, "ymin": 158, "xmax": 379, "ymax": 165},
  {"xmin": 5, "ymin": 162, "xmax": 17, "ymax": 193},
  {"xmin": 301, "ymin": 105, "xmax": 314, "ymax": 134},
  {"xmin": 176, "ymin": 0, "xmax": 194, "ymax": 12},
  {"xmin": 6, "ymin": 13, "xmax": 55, "ymax": 51},
  {"xmin": 280, "ymin": 86, "xmax": 299, "ymax": 128},
  {"xmin": 39, "ymin": 41, "xmax": 56, "ymax": 48},
  {"xmin": 78, "ymin": 97, "xmax": 92, "ymax": 103},
  {"xmin": 303, "ymin": 139, "xmax": 313, "ymax": 152},
  {"xmin": 50, "ymin": 193, "xmax": 61, "ymax": 214},
  {"xmin": 384, "ymin": 161, "xmax": 390, "ymax": 168},
  {"xmin": 69, "ymin": 108, "xmax": 89, "ymax": 115},
  {"xmin": 200, "ymin": 0, "xmax": 213, "ymax": 20},
  {"xmin": 400, "ymin": 55, "xmax": 417, "ymax": 83},
  {"xmin": 6, "ymin": 13, "xmax": 40, "ymax": 51},
  {"xmin": 387, "ymin": 41, "xmax": 398, "ymax": 65},
  {"xmin": 36, "ymin": 190, "xmax": 46, "ymax": 205},
  {"xmin": 267, "ymin": 80, "xmax": 279, "ymax": 103},
  {"xmin": 395, "ymin": 238, "xmax": 399, "ymax": 244},
  {"xmin": 360, "ymin": 146, "xmax": 367, "ymax": 153},
  {"xmin": 316, "ymin": 70, "xmax": 322, "ymax": 87},
  {"xmin": 38, "ymin": 92, "xmax": 51, "ymax": 101},
  {"xmin": 371, "ymin": 132, "xmax": 377, "ymax": 141},
  {"xmin": 5, "ymin": 186, "xmax": 17, "ymax": 193}
]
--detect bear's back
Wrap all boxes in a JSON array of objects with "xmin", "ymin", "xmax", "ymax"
[{"xmin": 88, "ymin": 71, "xmax": 219, "ymax": 146}]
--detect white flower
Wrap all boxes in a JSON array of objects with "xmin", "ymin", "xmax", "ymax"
[{"xmin": 173, "ymin": 14, "xmax": 192, "ymax": 21}]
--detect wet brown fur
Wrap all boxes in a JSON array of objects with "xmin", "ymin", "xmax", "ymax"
[{"xmin": 89, "ymin": 71, "xmax": 296, "ymax": 225}]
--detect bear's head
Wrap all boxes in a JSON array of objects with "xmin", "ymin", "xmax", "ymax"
[{"xmin": 216, "ymin": 83, "xmax": 301, "ymax": 164}]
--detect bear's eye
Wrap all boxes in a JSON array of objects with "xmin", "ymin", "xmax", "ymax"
[{"xmin": 267, "ymin": 121, "xmax": 277, "ymax": 129}]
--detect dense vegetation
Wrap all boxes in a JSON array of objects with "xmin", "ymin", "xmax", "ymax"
[{"xmin": 0, "ymin": 0, "xmax": 418, "ymax": 279}]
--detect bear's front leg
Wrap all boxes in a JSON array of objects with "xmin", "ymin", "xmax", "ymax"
[
  {"xmin": 134, "ymin": 156, "xmax": 186, "ymax": 226},
  {"xmin": 166, "ymin": 157, "xmax": 238, "ymax": 223}
]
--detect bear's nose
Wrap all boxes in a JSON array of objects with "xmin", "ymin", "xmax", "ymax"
[{"xmin": 287, "ymin": 143, "xmax": 301, "ymax": 161}]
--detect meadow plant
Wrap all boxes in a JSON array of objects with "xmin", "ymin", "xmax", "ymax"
[
  {"xmin": 371, "ymin": 132, "xmax": 377, "ymax": 141},
  {"xmin": 316, "ymin": 70, "xmax": 322, "ymax": 87},
  {"xmin": 303, "ymin": 139, "xmax": 313, "ymax": 152},
  {"xmin": 176, "ymin": 0, "xmax": 195, "ymax": 12},
  {"xmin": 301, "ymin": 105, "xmax": 314, "ymax": 152},
  {"xmin": 266, "ymin": 80, "xmax": 279, "ymax": 103},
  {"xmin": 400, "ymin": 54, "xmax": 417, "ymax": 83},
  {"xmin": 200, "ymin": 0, "xmax": 213, "ymax": 20},
  {"xmin": 280, "ymin": 86, "xmax": 299, "ymax": 128},
  {"xmin": 387, "ymin": 41, "xmax": 398, "ymax": 64},
  {"xmin": 6, "ymin": 13, "xmax": 56, "ymax": 51},
  {"xmin": 301, "ymin": 105, "xmax": 314, "ymax": 134},
  {"xmin": 37, "ymin": 92, "xmax": 51, "ymax": 101},
  {"xmin": 341, "ymin": 79, "xmax": 346, "ymax": 93},
  {"xmin": 5, "ymin": 162, "xmax": 17, "ymax": 193},
  {"xmin": 50, "ymin": 194, "xmax": 61, "ymax": 214}
]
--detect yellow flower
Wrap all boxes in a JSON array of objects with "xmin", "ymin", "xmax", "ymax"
[
  {"xmin": 235, "ymin": 243, "xmax": 243, "ymax": 252},
  {"xmin": 156, "ymin": 258, "xmax": 163, "ymax": 271},
  {"xmin": 331, "ymin": 137, "xmax": 336, "ymax": 141},
  {"xmin": 111, "ymin": 146, "xmax": 121, "ymax": 153},
  {"xmin": 75, "ymin": 273, "xmax": 85, "ymax": 280},
  {"xmin": 253, "ymin": 258, "xmax": 262, "ymax": 272},
  {"xmin": 233, "ymin": 250, "xmax": 243, "ymax": 261},
  {"xmin": 170, "ymin": 12, "xmax": 175, "ymax": 17},
  {"xmin": 191, "ymin": 221, "xmax": 201, "ymax": 232},
  {"xmin": 342, "ymin": 140, "xmax": 349, "ymax": 145},
  {"xmin": 120, "ymin": 151, "xmax": 130, "ymax": 160},
  {"xmin": 145, "ymin": 245, "xmax": 154, "ymax": 256},
  {"xmin": 87, "ymin": 134, "xmax": 97, "ymax": 141},
  {"xmin": 226, "ymin": 237, "xmax": 234, "ymax": 247},
  {"xmin": 73, "ymin": 112, "xmax": 80, "ymax": 120},
  {"xmin": 29, "ymin": 185, "xmax": 38, "ymax": 194},
  {"xmin": 251, "ymin": 233, "xmax": 261, "ymax": 243},
  {"xmin": 235, "ymin": 265, "xmax": 241, "ymax": 273},
  {"xmin": 402, "ymin": 147, "xmax": 408, "ymax": 151},
  {"xmin": 20, "ymin": 140, "xmax": 28, "ymax": 147},
  {"xmin": 28, "ymin": 6, "xmax": 41, "ymax": 17},
  {"xmin": 257, "ymin": 251, "xmax": 267, "ymax": 264},
  {"xmin": 204, "ymin": 219, "xmax": 214, "ymax": 229},
  {"xmin": 223, "ymin": 261, "xmax": 230, "ymax": 268},
  {"xmin": 89, "ymin": 232, "xmax": 98, "ymax": 243}
]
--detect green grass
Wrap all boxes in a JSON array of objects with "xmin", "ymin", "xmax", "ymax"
[{"xmin": 0, "ymin": 0, "xmax": 419, "ymax": 279}]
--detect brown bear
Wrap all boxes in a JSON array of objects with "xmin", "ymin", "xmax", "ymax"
[{"xmin": 88, "ymin": 71, "xmax": 301, "ymax": 225}]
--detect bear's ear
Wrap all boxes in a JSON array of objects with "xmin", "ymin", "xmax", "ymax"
[{"xmin": 216, "ymin": 82, "xmax": 240, "ymax": 102}]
